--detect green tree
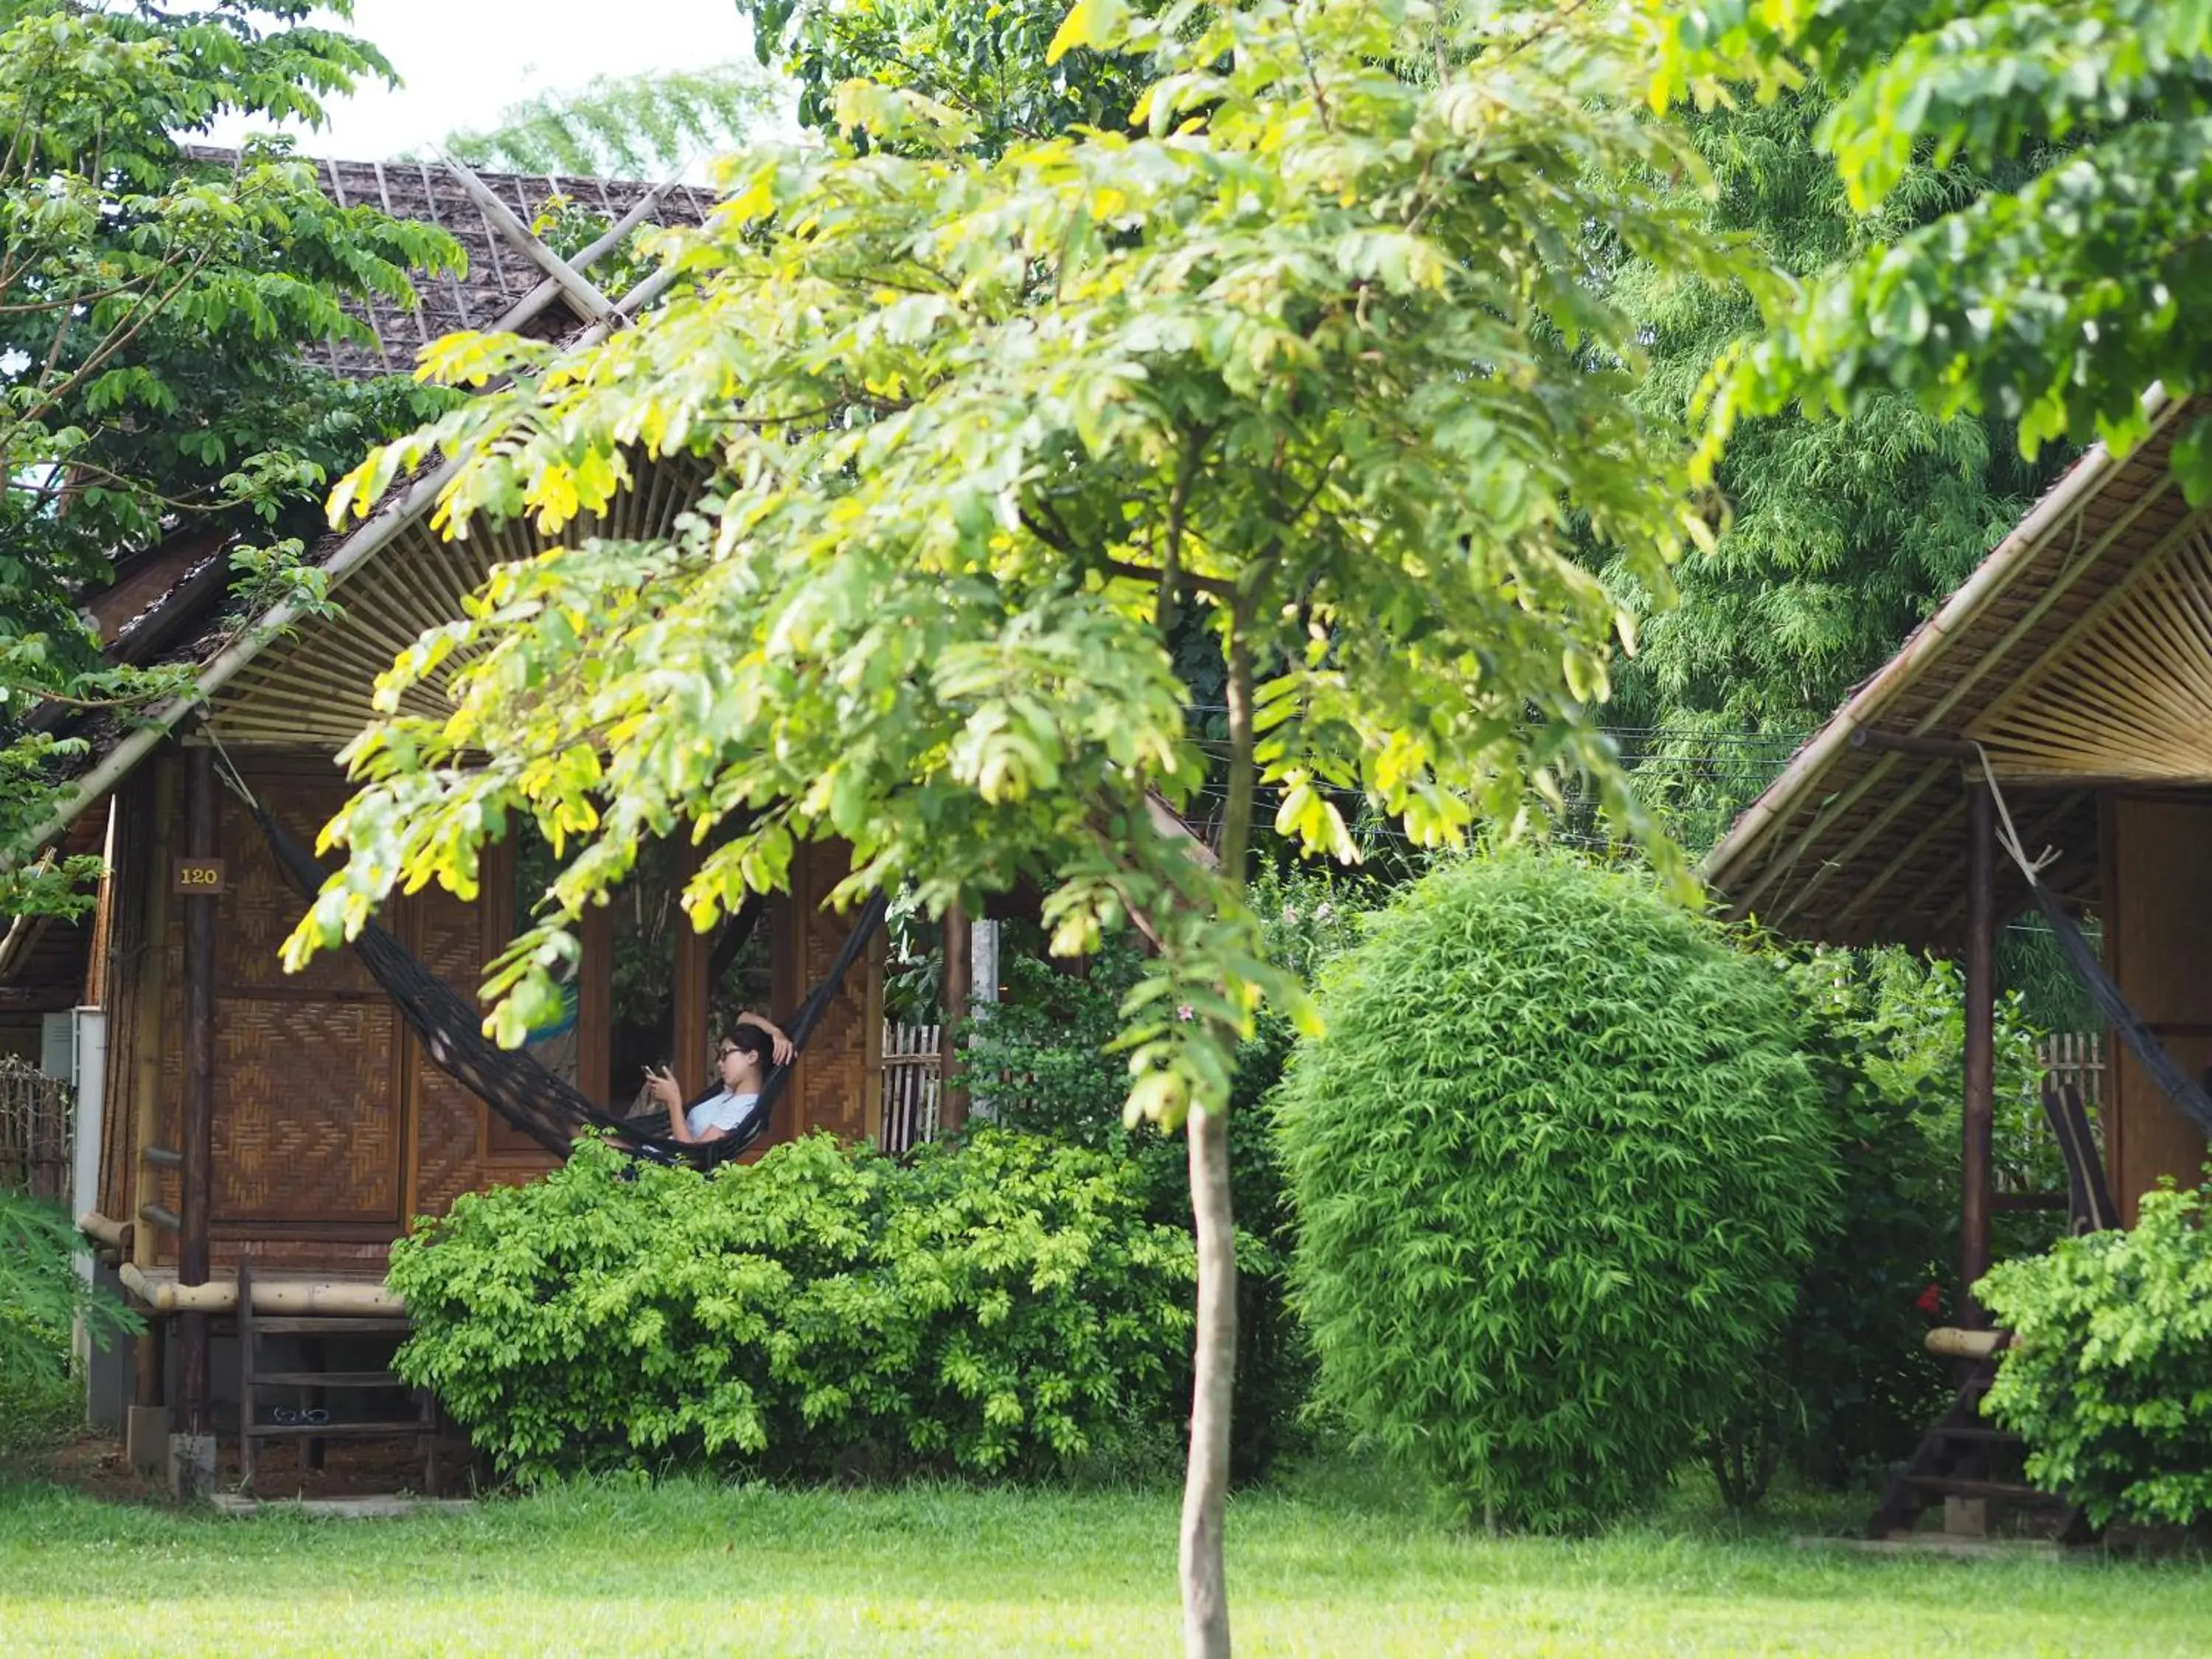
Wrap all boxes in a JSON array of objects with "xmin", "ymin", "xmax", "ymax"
[
  {"xmin": 1585, "ymin": 88, "xmax": 2084, "ymax": 851},
  {"xmin": 289, "ymin": 4, "xmax": 1775, "ymax": 1649},
  {"xmin": 737, "ymin": 0, "xmax": 1146, "ymax": 153},
  {"xmin": 0, "ymin": 0, "xmax": 462, "ymax": 915},
  {"xmin": 1666, "ymin": 1, "xmax": 2212, "ymax": 494},
  {"xmin": 443, "ymin": 63, "xmax": 782, "ymax": 177},
  {"xmin": 1604, "ymin": 94, "xmax": 2052, "ymax": 738}
]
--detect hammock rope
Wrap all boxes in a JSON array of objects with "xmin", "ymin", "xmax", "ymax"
[
  {"xmin": 1975, "ymin": 747, "xmax": 2212, "ymax": 1142},
  {"xmin": 212, "ymin": 752, "xmax": 883, "ymax": 1167}
]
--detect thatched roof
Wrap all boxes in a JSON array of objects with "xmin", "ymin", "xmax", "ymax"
[
  {"xmin": 181, "ymin": 146, "xmax": 714, "ymax": 378},
  {"xmin": 1705, "ymin": 392, "xmax": 2205, "ymax": 950},
  {"xmin": 5, "ymin": 153, "xmax": 717, "ymax": 896}
]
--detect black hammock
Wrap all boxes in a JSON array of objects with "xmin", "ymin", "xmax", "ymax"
[
  {"xmin": 1972, "ymin": 754, "xmax": 2212, "ymax": 1141},
  {"xmin": 2025, "ymin": 877, "xmax": 2212, "ymax": 1140},
  {"xmin": 247, "ymin": 800, "xmax": 887, "ymax": 1167}
]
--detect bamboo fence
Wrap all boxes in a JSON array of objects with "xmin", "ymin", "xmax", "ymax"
[
  {"xmin": 880, "ymin": 1022, "xmax": 942, "ymax": 1156},
  {"xmin": 0, "ymin": 1057, "xmax": 71, "ymax": 1200},
  {"xmin": 2036, "ymin": 1029, "xmax": 2104, "ymax": 1112}
]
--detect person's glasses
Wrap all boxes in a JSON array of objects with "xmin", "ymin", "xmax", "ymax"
[{"xmin": 717, "ymin": 1043, "xmax": 741, "ymax": 1060}]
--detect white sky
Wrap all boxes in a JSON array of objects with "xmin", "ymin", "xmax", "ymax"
[{"xmin": 202, "ymin": 0, "xmax": 792, "ymax": 164}]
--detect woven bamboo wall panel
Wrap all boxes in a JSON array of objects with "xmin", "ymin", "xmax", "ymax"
[
  {"xmin": 210, "ymin": 996, "xmax": 400, "ymax": 1224},
  {"xmin": 2108, "ymin": 796, "xmax": 2212, "ymax": 1222},
  {"xmin": 214, "ymin": 787, "xmax": 378, "ymax": 998},
  {"xmin": 411, "ymin": 879, "xmax": 478, "ymax": 1220},
  {"xmin": 409, "ymin": 878, "xmax": 555, "ymax": 1214},
  {"xmin": 208, "ymin": 1239, "xmax": 392, "ymax": 1273},
  {"xmin": 1972, "ymin": 515, "xmax": 2212, "ymax": 782},
  {"xmin": 145, "ymin": 773, "xmax": 404, "ymax": 1250},
  {"xmin": 792, "ymin": 841, "xmax": 871, "ymax": 1144}
]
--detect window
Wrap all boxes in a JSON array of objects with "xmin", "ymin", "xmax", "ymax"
[{"xmin": 484, "ymin": 827, "xmax": 781, "ymax": 1142}]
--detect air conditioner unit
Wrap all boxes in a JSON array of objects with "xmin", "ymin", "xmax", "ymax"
[{"xmin": 40, "ymin": 1011, "xmax": 76, "ymax": 1085}]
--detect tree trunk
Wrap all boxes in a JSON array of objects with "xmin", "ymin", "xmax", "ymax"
[
  {"xmin": 1180, "ymin": 1101, "xmax": 1237, "ymax": 1659},
  {"xmin": 1179, "ymin": 597, "xmax": 1256, "ymax": 1658}
]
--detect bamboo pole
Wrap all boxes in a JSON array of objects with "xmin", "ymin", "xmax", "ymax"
[
  {"xmin": 1848, "ymin": 728, "xmax": 1979, "ymax": 762},
  {"xmin": 939, "ymin": 903, "xmax": 971, "ymax": 1134},
  {"xmin": 1962, "ymin": 782, "xmax": 1996, "ymax": 1329},
  {"xmin": 177, "ymin": 746, "xmax": 217, "ymax": 1439},
  {"xmin": 489, "ymin": 176, "xmax": 678, "ymax": 334},
  {"xmin": 1924, "ymin": 1326, "xmax": 2010, "ymax": 1361},
  {"xmin": 77, "ymin": 1210, "xmax": 131, "ymax": 1252},
  {"xmin": 120, "ymin": 1262, "xmax": 406, "ymax": 1317},
  {"xmin": 132, "ymin": 758, "xmax": 173, "ymax": 1276},
  {"xmin": 444, "ymin": 157, "xmax": 616, "ymax": 322}
]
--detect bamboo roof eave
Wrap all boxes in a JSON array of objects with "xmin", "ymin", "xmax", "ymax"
[{"xmin": 1702, "ymin": 386, "xmax": 2208, "ymax": 947}]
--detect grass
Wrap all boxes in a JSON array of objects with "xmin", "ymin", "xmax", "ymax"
[{"xmin": 1, "ymin": 1460, "xmax": 2208, "ymax": 1656}]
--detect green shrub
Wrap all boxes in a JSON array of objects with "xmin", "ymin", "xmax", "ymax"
[
  {"xmin": 1276, "ymin": 853, "xmax": 1837, "ymax": 1531},
  {"xmin": 965, "ymin": 947, "xmax": 1312, "ymax": 1479},
  {"xmin": 1705, "ymin": 950, "xmax": 1955, "ymax": 1503},
  {"xmin": 1980, "ymin": 1179, "xmax": 2212, "ymax": 1528},
  {"xmin": 960, "ymin": 945, "xmax": 1138, "ymax": 1153},
  {"xmin": 1709, "ymin": 943, "xmax": 2070, "ymax": 1504},
  {"xmin": 964, "ymin": 866, "xmax": 1375, "ymax": 1480},
  {"xmin": 0, "ymin": 1193, "xmax": 139, "ymax": 1454},
  {"xmin": 386, "ymin": 1130, "xmax": 1195, "ymax": 1483}
]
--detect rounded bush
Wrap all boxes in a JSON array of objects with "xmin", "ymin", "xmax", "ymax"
[{"xmin": 1276, "ymin": 854, "xmax": 1835, "ymax": 1530}]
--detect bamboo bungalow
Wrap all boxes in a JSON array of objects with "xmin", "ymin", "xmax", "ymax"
[
  {"xmin": 4, "ymin": 155, "xmax": 894, "ymax": 1492},
  {"xmin": 1705, "ymin": 388, "xmax": 2212, "ymax": 1534}
]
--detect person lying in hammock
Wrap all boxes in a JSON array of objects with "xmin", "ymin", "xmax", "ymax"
[{"xmin": 645, "ymin": 1014, "xmax": 795, "ymax": 1144}]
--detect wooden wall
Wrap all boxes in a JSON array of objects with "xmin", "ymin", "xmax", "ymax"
[
  {"xmin": 2101, "ymin": 791, "xmax": 2212, "ymax": 1223},
  {"xmin": 114, "ymin": 752, "xmax": 876, "ymax": 1272},
  {"xmin": 764, "ymin": 837, "xmax": 886, "ymax": 1152}
]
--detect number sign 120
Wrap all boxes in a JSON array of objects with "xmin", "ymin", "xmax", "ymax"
[{"xmin": 172, "ymin": 858, "xmax": 226, "ymax": 895}]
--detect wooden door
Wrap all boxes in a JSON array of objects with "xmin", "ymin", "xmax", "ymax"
[{"xmin": 2104, "ymin": 793, "xmax": 2212, "ymax": 1223}]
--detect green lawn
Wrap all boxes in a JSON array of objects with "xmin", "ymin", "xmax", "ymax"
[{"xmin": 1, "ymin": 1465, "xmax": 2206, "ymax": 1657}]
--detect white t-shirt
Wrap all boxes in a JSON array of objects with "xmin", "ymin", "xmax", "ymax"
[{"xmin": 686, "ymin": 1088, "xmax": 761, "ymax": 1140}]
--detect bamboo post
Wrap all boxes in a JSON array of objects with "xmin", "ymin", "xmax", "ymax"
[
  {"xmin": 672, "ymin": 839, "xmax": 709, "ymax": 1100},
  {"xmin": 862, "ymin": 921, "xmax": 886, "ymax": 1151},
  {"xmin": 580, "ymin": 901, "xmax": 613, "ymax": 1106},
  {"xmin": 939, "ymin": 903, "xmax": 970, "ymax": 1133},
  {"xmin": 1962, "ymin": 782, "xmax": 1996, "ymax": 1329},
  {"xmin": 131, "ymin": 759, "xmax": 174, "ymax": 1428},
  {"xmin": 175, "ymin": 745, "xmax": 218, "ymax": 1467}
]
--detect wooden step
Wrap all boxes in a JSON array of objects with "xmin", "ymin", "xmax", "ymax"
[
  {"xmin": 243, "ymin": 1421, "xmax": 425, "ymax": 1441},
  {"xmin": 1928, "ymin": 1425, "xmax": 2021, "ymax": 1445},
  {"xmin": 1905, "ymin": 1475, "xmax": 2060, "ymax": 1504},
  {"xmin": 248, "ymin": 1317, "xmax": 411, "ymax": 1336},
  {"xmin": 251, "ymin": 1371, "xmax": 403, "ymax": 1390}
]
